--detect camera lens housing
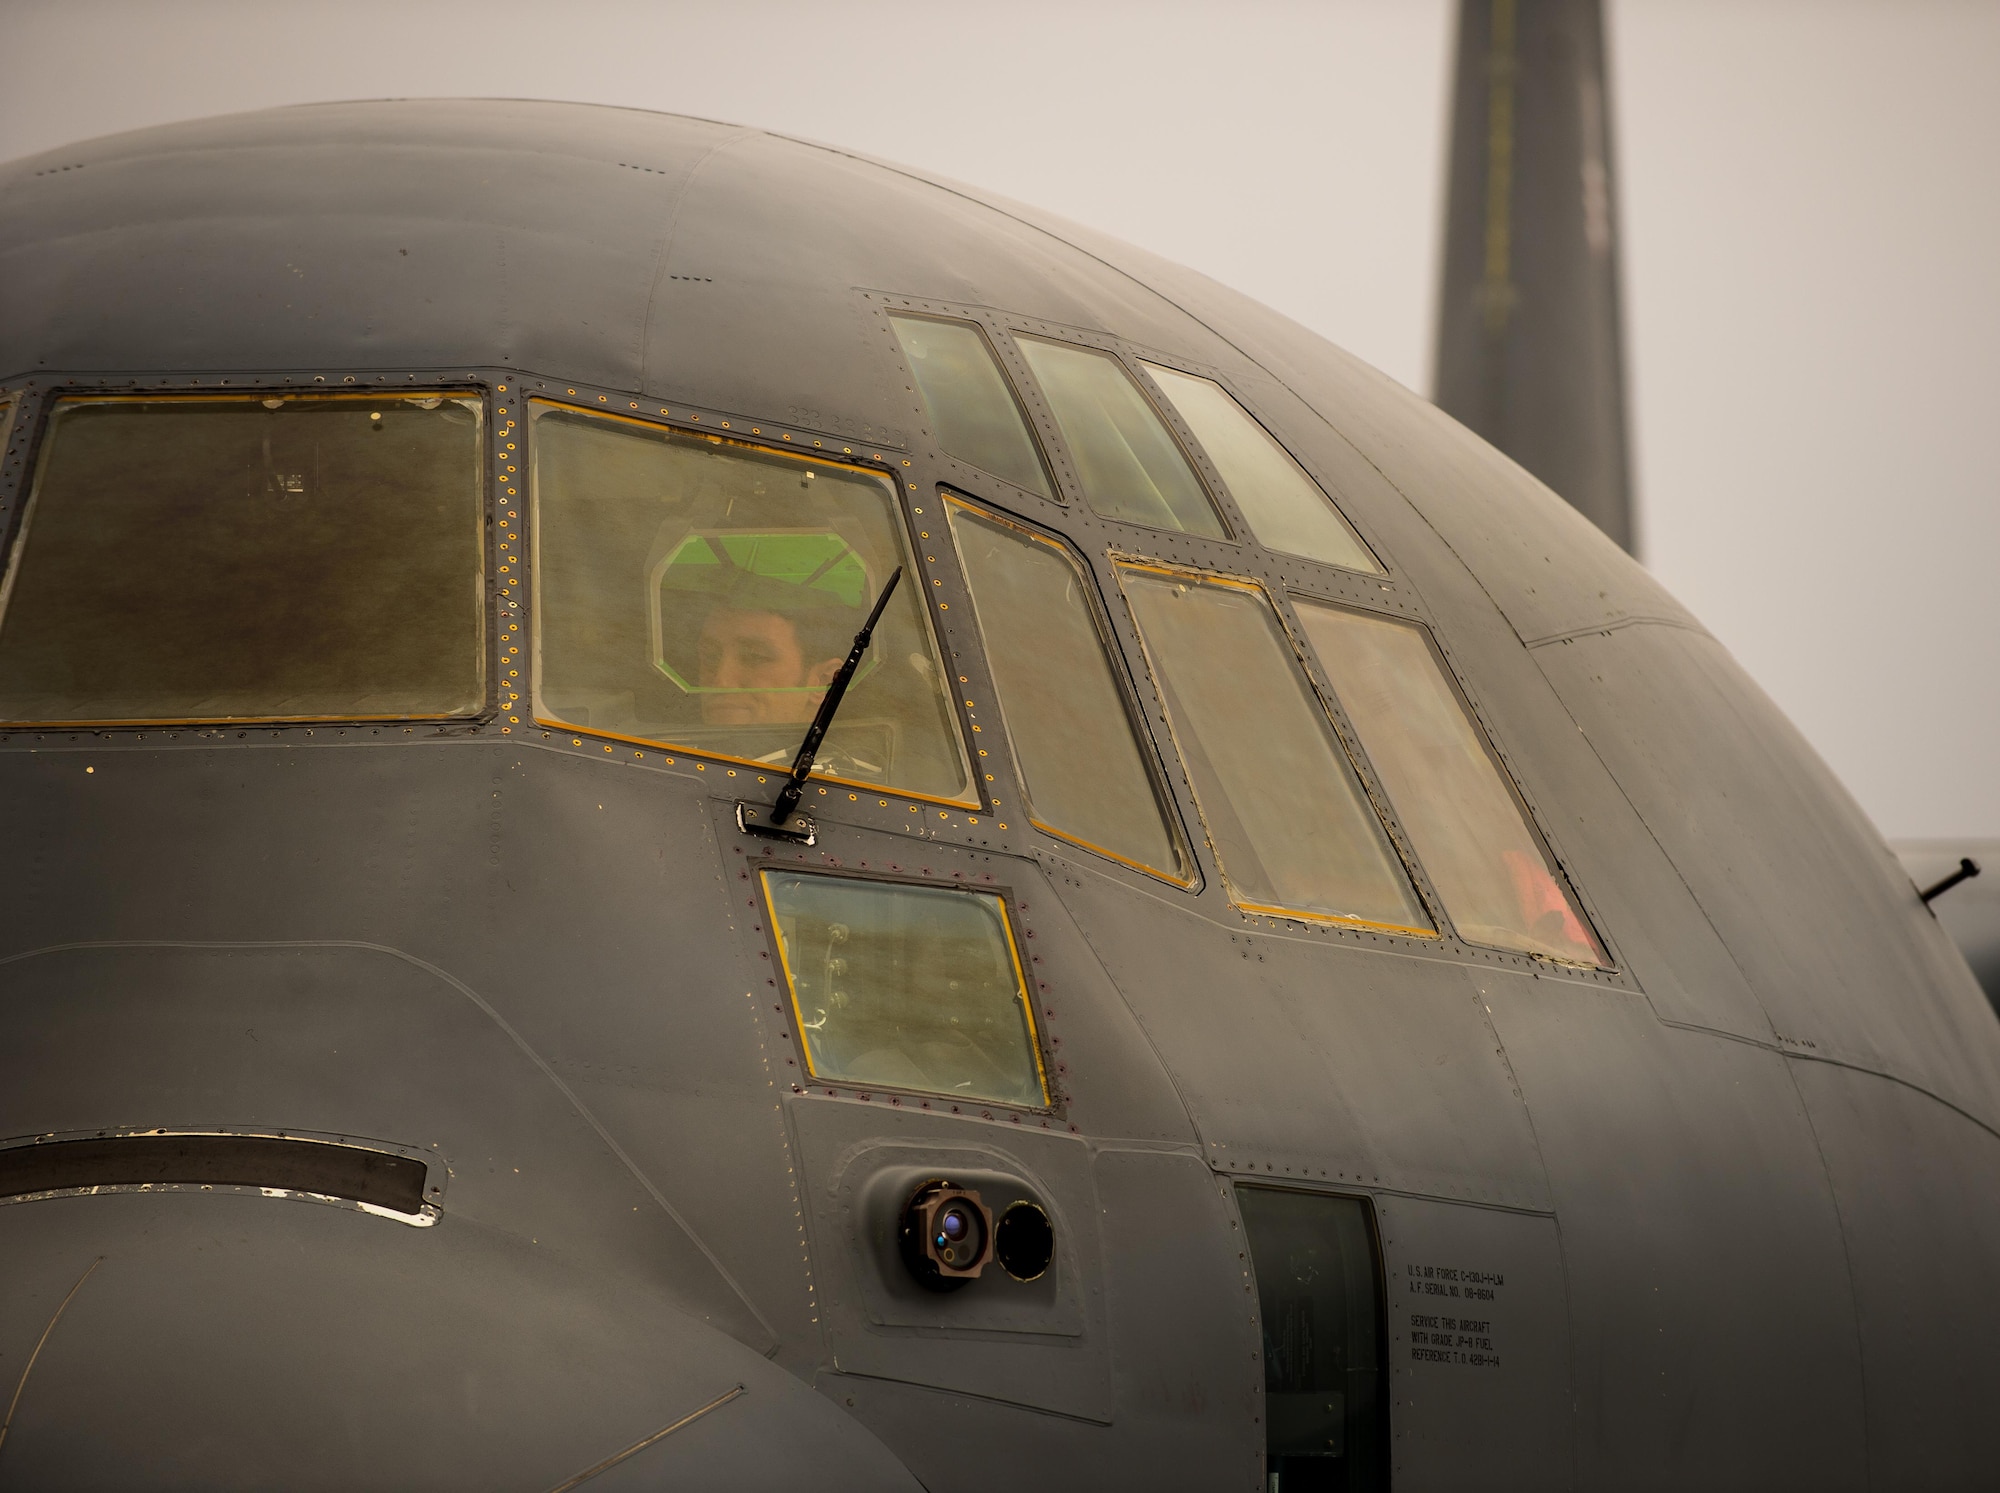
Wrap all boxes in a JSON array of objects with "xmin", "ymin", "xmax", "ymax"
[{"xmin": 899, "ymin": 1178, "xmax": 993, "ymax": 1291}]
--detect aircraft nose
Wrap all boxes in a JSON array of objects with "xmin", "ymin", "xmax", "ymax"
[{"xmin": 0, "ymin": 1195, "xmax": 919, "ymax": 1492}]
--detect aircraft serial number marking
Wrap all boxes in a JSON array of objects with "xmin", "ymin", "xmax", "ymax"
[{"xmin": 1405, "ymin": 1264, "xmax": 1505, "ymax": 1368}]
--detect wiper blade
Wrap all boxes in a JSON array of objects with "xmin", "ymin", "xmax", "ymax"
[{"xmin": 770, "ymin": 565, "xmax": 903, "ymax": 828}]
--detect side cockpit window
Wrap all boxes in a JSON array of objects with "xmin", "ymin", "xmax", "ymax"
[
  {"xmin": 1119, "ymin": 565, "xmax": 1431, "ymax": 934},
  {"xmin": 0, "ymin": 394, "xmax": 484, "ymax": 724},
  {"xmin": 530, "ymin": 403, "xmax": 975, "ymax": 803},
  {"xmin": 1295, "ymin": 602, "xmax": 1605, "ymax": 966},
  {"xmin": 1016, "ymin": 337, "xmax": 1227, "ymax": 538},
  {"xmin": 945, "ymin": 497, "xmax": 1187, "ymax": 882},
  {"xmin": 762, "ymin": 870, "xmax": 1049, "ymax": 1109},
  {"xmin": 889, "ymin": 315, "xmax": 1054, "ymax": 499},
  {"xmin": 1142, "ymin": 364, "xmax": 1382, "ymax": 576}
]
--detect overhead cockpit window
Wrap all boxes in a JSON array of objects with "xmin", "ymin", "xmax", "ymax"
[
  {"xmin": 1119, "ymin": 566, "xmax": 1431, "ymax": 933},
  {"xmin": 0, "ymin": 394, "xmax": 484, "ymax": 724},
  {"xmin": 945, "ymin": 496, "xmax": 1187, "ymax": 882},
  {"xmin": 1142, "ymin": 364, "xmax": 1383, "ymax": 575},
  {"xmin": 1015, "ymin": 337, "xmax": 1227, "ymax": 539},
  {"xmin": 1295, "ymin": 602, "xmax": 1605, "ymax": 966},
  {"xmin": 761, "ymin": 870, "xmax": 1049, "ymax": 1109},
  {"xmin": 889, "ymin": 316, "xmax": 1054, "ymax": 499},
  {"xmin": 531, "ymin": 404, "xmax": 975, "ymax": 803}
]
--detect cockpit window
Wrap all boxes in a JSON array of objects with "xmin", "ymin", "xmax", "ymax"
[
  {"xmin": 1119, "ymin": 566, "xmax": 1431, "ymax": 933},
  {"xmin": 761, "ymin": 870, "xmax": 1049, "ymax": 1109},
  {"xmin": 1294, "ymin": 602, "xmax": 1605, "ymax": 966},
  {"xmin": 530, "ymin": 404, "xmax": 975, "ymax": 803},
  {"xmin": 945, "ymin": 496, "xmax": 1187, "ymax": 882},
  {"xmin": 0, "ymin": 394, "xmax": 484, "ymax": 724},
  {"xmin": 1016, "ymin": 337, "xmax": 1226, "ymax": 539},
  {"xmin": 889, "ymin": 316, "xmax": 1054, "ymax": 499},
  {"xmin": 1142, "ymin": 365, "xmax": 1382, "ymax": 575}
]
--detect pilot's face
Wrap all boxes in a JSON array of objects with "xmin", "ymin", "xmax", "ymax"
[{"xmin": 697, "ymin": 606, "xmax": 836, "ymax": 725}]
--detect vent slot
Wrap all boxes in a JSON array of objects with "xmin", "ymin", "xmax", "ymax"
[{"xmin": 0, "ymin": 1135, "xmax": 431, "ymax": 1216}]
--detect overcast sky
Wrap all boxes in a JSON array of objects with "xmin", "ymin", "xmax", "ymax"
[{"xmin": 2, "ymin": 0, "xmax": 1994, "ymax": 839}]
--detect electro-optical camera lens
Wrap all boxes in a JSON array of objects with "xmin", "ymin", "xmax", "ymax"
[{"xmin": 899, "ymin": 1180, "xmax": 993, "ymax": 1291}]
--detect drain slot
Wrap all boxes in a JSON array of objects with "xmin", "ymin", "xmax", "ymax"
[{"xmin": 0, "ymin": 1134, "xmax": 432, "ymax": 1217}]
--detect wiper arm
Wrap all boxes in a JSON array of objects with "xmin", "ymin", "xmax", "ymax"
[{"xmin": 770, "ymin": 565, "xmax": 903, "ymax": 828}]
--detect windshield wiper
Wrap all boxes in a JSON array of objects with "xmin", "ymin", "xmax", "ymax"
[{"xmin": 770, "ymin": 565, "xmax": 903, "ymax": 828}]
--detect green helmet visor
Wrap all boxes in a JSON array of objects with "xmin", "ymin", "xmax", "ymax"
[{"xmin": 650, "ymin": 530, "xmax": 874, "ymax": 695}]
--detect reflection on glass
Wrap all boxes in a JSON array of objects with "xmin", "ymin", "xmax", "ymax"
[
  {"xmin": 1238, "ymin": 1187, "xmax": 1388, "ymax": 1493},
  {"xmin": 0, "ymin": 395, "xmax": 484, "ymax": 723},
  {"xmin": 1120, "ymin": 568, "xmax": 1428, "ymax": 932},
  {"xmin": 1016, "ymin": 337, "xmax": 1224, "ymax": 537},
  {"xmin": 1295, "ymin": 602, "xmax": 1604, "ymax": 965},
  {"xmin": 946, "ymin": 498, "xmax": 1184, "ymax": 880},
  {"xmin": 762, "ymin": 871, "xmax": 1049, "ymax": 1109},
  {"xmin": 532, "ymin": 404, "xmax": 974, "ymax": 803},
  {"xmin": 1143, "ymin": 364, "xmax": 1381, "ymax": 574},
  {"xmin": 889, "ymin": 316, "xmax": 1053, "ymax": 498}
]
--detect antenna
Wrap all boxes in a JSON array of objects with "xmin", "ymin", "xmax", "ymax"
[{"xmin": 1919, "ymin": 857, "xmax": 1982, "ymax": 906}]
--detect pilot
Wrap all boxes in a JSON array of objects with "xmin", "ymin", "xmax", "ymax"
[
  {"xmin": 695, "ymin": 601, "xmax": 846, "ymax": 726},
  {"xmin": 654, "ymin": 532, "xmax": 885, "ymax": 774}
]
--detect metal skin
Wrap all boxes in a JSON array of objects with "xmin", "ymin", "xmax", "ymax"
[{"xmin": 0, "ymin": 101, "xmax": 1994, "ymax": 1491}]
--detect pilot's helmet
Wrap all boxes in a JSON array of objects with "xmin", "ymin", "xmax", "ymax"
[{"xmin": 650, "ymin": 529, "xmax": 872, "ymax": 695}]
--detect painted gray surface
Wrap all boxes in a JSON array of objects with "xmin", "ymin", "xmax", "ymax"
[{"xmin": 0, "ymin": 101, "xmax": 1994, "ymax": 1488}]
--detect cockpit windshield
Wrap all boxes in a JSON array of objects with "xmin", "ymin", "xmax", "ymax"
[
  {"xmin": 0, "ymin": 393, "xmax": 485, "ymax": 725},
  {"xmin": 530, "ymin": 404, "xmax": 976, "ymax": 803}
]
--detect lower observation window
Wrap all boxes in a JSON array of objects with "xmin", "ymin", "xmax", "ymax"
[
  {"xmin": 760, "ymin": 870, "xmax": 1049, "ymax": 1109},
  {"xmin": 0, "ymin": 393, "xmax": 485, "ymax": 724}
]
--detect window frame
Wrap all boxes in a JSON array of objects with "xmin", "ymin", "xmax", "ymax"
[
  {"xmin": 1005, "ymin": 331, "xmax": 1236, "ymax": 543},
  {"xmin": 1112, "ymin": 556, "xmax": 1438, "ymax": 938},
  {"xmin": 756, "ymin": 862, "xmax": 1055, "ymax": 1112},
  {"xmin": 1284, "ymin": 594, "xmax": 1611, "ymax": 969},
  {"xmin": 1129, "ymin": 358, "xmax": 1389, "ymax": 580},
  {"xmin": 941, "ymin": 489, "xmax": 1197, "ymax": 888},
  {"xmin": 886, "ymin": 312, "xmax": 1060, "ymax": 505},
  {"xmin": 0, "ymin": 384, "xmax": 496, "ymax": 730},
  {"xmin": 525, "ymin": 397, "xmax": 984, "ymax": 810},
  {"xmin": 867, "ymin": 295, "xmax": 1401, "ymax": 584}
]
